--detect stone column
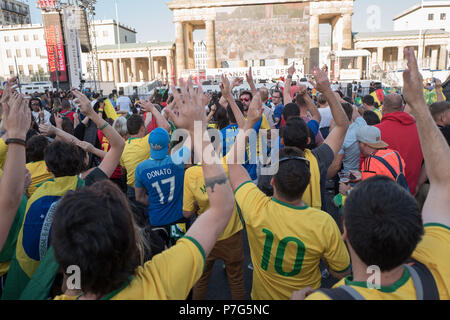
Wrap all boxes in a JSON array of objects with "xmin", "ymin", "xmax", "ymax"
[
  {"xmin": 431, "ymin": 47, "xmax": 439, "ymax": 70},
  {"xmin": 148, "ymin": 55, "xmax": 154, "ymax": 81},
  {"xmin": 166, "ymin": 55, "xmax": 173, "ymax": 84},
  {"xmin": 100, "ymin": 60, "xmax": 107, "ymax": 82},
  {"xmin": 113, "ymin": 58, "xmax": 120, "ymax": 84},
  {"xmin": 309, "ymin": 14, "xmax": 320, "ymax": 73},
  {"xmin": 397, "ymin": 46, "xmax": 404, "ymax": 69},
  {"xmin": 119, "ymin": 58, "xmax": 125, "ymax": 83},
  {"xmin": 125, "ymin": 60, "xmax": 131, "ymax": 83},
  {"xmin": 131, "ymin": 57, "xmax": 138, "ymax": 82},
  {"xmin": 175, "ymin": 21, "xmax": 186, "ymax": 80},
  {"xmin": 342, "ymin": 14, "xmax": 352, "ymax": 50},
  {"xmin": 154, "ymin": 59, "xmax": 160, "ymax": 80},
  {"xmin": 107, "ymin": 60, "xmax": 114, "ymax": 82},
  {"xmin": 377, "ymin": 47, "xmax": 384, "ymax": 69},
  {"xmin": 438, "ymin": 45, "xmax": 448, "ymax": 70},
  {"xmin": 205, "ymin": 20, "xmax": 216, "ymax": 69}
]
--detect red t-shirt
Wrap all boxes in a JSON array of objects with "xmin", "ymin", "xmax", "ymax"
[
  {"xmin": 97, "ymin": 130, "xmax": 122, "ymax": 179},
  {"xmin": 143, "ymin": 113, "xmax": 158, "ymax": 134},
  {"xmin": 61, "ymin": 110, "xmax": 75, "ymax": 123}
]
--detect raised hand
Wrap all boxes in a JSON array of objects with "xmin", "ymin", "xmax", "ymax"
[
  {"xmin": 76, "ymin": 140, "xmax": 95, "ymax": 154},
  {"xmin": 167, "ymin": 78, "xmax": 207, "ymax": 132},
  {"xmin": 246, "ymin": 67, "xmax": 254, "ymax": 85},
  {"xmin": 288, "ymin": 62, "xmax": 296, "ymax": 77},
  {"xmin": 310, "ymin": 67, "xmax": 332, "ymax": 93},
  {"xmin": 138, "ymin": 100, "xmax": 155, "ymax": 113},
  {"xmin": 402, "ymin": 47, "xmax": 426, "ymax": 111},
  {"xmin": 54, "ymin": 112, "xmax": 63, "ymax": 128},
  {"xmin": 2, "ymin": 91, "xmax": 31, "ymax": 140},
  {"xmin": 297, "ymin": 84, "xmax": 308, "ymax": 97},
  {"xmin": 72, "ymin": 89, "xmax": 95, "ymax": 117},
  {"xmin": 246, "ymin": 92, "xmax": 263, "ymax": 127},
  {"xmin": 231, "ymin": 77, "xmax": 244, "ymax": 88},
  {"xmin": 39, "ymin": 123, "xmax": 56, "ymax": 136},
  {"xmin": 0, "ymin": 77, "xmax": 18, "ymax": 105},
  {"xmin": 220, "ymin": 74, "xmax": 232, "ymax": 97}
]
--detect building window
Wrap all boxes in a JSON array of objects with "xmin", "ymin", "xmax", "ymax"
[
  {"xmin": 34, "ymin": 34, "xmax": 39, "ymax": 40},
  {"xmin": 125, "ymin": 35, "xmax": 128, "ymax": 42},
  {"xmin": 28, "ymin": 65, "xmax": 34, "ymax": 74},
  {"xmin": 6, "ymin": 49, "xmax": 11, "ymax": 58},
  {"xmin": 16, "ymin": 49, "xmax": 21, "ymax": 57},
  {"xmin": 35, "ymin": 48, "xmax": 40, "ymax": 56},
  {"xmin": 18, "ymin": 65, "xmax": 24, "ymax": 75},
  {"xmin": 428, "ymin": 13, "xmax": 434, "ymax": 21},
  {"xmin": 4, "ymin": 36, "xmax": 9, "ymax": 42},
  {"xmin": 441, "ymin": 13, "xmax": 446, "ymax": 20},
  {"xmin": 26, "ymin": 48, "xmax": 31, "ymax": 57},
  {"xmin": 9, "ymin": 66, "xmax": 15, "ymax": 75}
]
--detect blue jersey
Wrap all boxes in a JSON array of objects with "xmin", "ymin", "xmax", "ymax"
[{"xmin": 135, "ymin": 156, "xmax": 185, "ymax": 227}]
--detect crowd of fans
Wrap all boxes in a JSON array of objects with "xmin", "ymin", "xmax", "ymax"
[{"xmin": 0, "ymin": 47, "xmax": 448, "ymax": 300}]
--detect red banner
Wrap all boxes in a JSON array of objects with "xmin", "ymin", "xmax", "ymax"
[
  {"xmin": 38, "ymin": 0, "xmax": 57, "ymax": 10},
  {"xmin": 42, "ymin": 12, "xmax": 68, "ymax": 83}
]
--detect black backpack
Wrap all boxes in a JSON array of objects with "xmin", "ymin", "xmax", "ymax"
[
  {"xmin": 317, "ymin": 260, "xmax": 439, "ymax": 300},
  {"xmin": 371, "ymin": 151, "xmax": 410, "ymax": 192}
]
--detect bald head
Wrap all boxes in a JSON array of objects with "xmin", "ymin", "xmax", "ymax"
[{"xmin": 383, "ymin": 94, "xmax": 404, "ymax": 114}]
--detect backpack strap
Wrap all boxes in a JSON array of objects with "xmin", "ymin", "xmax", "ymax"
[
  {"xmin": 404, "ymin": 260, "xmax": 440, "ymax": 300},
  {"xmin": 317, "ymin": 286, "xmax": 366, "ymax": 300},
  {"xmin": 371, "ymin": 154, "xmax": 398, "ymax": 180},
  {"xmin": 393, "ymin": 151, "xmax": 404, "ymax": 174}
]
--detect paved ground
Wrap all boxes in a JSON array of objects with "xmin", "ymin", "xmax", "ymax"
[{"xmin": 205, "ymin": 185, "xmax": 343, "ymax": 300}]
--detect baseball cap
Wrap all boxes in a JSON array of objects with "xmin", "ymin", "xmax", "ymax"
[
  {"xmin": 149, "ymin": 128, "xmax": 170, "ymax": 160},
  {"xmin": 356, "ymin": 125, "xmax": 389, "ymax": 149}
]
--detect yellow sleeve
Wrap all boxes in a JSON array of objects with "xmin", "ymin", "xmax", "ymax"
[
  {"xmin": 322, "ymin": 216, "xmax": 351, "ymax": 274},
  {"xmin": 0, "ymin": 137, "xmax": 8, "ymax": 170},
  {"xmin": 103, "ymin": 99, "xmax": 119, "ymax": 121},
  {"xmin": 140, "ymin": 237, "xmax": 205, "ymax": 299},
  {"xmin": 183, "ymin": 168, "xmax": 197, "ymax": 212},
  {"xmin": 260, "ymin": 114, "xmax": 270, "ymax": 130},
  {"xmin": 234, "ymin": 181, "xmax": 269, "ymax": 226}
]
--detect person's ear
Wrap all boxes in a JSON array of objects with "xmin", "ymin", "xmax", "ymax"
[
  {"xmin": 307, "ymin": 136, "xmax": 311, "ymax": 145},
  {"xmin": 270, "ymin": 176, "xmax": 275, "ymax": 187},
  {"xmin": 342, "ymin": 224, "xmax": 348, "ymax": 242},
  {"xmin": 280, "ymin": 137, "xmax": 284, "ymax": 146}
]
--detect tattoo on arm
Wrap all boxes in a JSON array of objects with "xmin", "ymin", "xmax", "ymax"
[{"xmin": 204, "ymin": 174, "xmax": 228, "ymax": 193}]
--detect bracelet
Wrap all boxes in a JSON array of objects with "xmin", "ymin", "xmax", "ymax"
[
  {"xmin": 99, "ymin": 123, "xmax": 109, "ymax": 131},
  {"xmin": 5, "ymin": 138, "xmax": 26, "ymax": 147}
]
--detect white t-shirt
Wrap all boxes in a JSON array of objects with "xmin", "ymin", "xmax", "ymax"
[
  {"xmin": 318, "ymin": 106, "xmax": 333, "ymax": 129},
  {"xmin": 117, "ymin": 96, "xmax": 132, "ymax": 113},
  {"xmin": 32, "ymin": 110, "xmax": 51, "ymax": 125}
]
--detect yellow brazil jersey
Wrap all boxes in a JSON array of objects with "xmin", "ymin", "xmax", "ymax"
[
  {"xmin": 235, "ymin": 181, "xmax": 350, "ymax": 300},
  {"xmin": 183, "ymin": 164, "xmax": 243, "ymax": 241},
  {"xmin": 373, "ymin": 108, "xmax": 383, "ymax": 121},
  {"xmin": 306, "ymin": 224, "xmax": 450, "ymax": 300},
  {"xmin": 0, "ymin": 137, "xmax": 7, "ymax": 169},
  {"xmin": 54, "ymin": 237, "xmax": 205, "ymax": 300},
  {"xmin": 26, "ymin": 161, "xmax": 54, "ymax": 197},
  {"xmin": 120, "ymin": 134, "xmax": 151, "ymax": 187}
]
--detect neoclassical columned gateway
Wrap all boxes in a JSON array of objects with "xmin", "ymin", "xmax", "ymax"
[
  {"xmin": 167, "ymin": 0, "xmax": 354, "ymax": 80},
  {"xmin": 96, "ymin": 42, "xmax": 176, "ymax": 85}
]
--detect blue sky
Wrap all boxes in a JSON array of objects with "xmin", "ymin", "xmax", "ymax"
[{"xmin": 27, "ymin": 0, "xmax": 420, "ymax": 42}]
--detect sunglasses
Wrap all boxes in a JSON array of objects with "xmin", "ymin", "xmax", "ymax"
[{"xmin": 240, "ymin": 98, "xmax": 250, "ymax": 102}]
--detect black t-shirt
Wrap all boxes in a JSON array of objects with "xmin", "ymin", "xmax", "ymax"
[
  {"xmin": 439, "ymin": 125, "xmax": 450, "ymax": 146},
  {"xmin": 84, "ymin": 167, "xmax": 108, "ymax": 186}
]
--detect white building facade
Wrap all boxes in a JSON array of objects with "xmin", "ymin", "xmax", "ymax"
[
  {"xmin": 0, "ymin": 0, "xmax": 30, "ymax": 26},
  {"xmin": 194, "ymin": 40, "xmax": 207, "ymax": 70},
  {"xmin": 394, "ymin": 1, "xmax": 450, "ymax": 32},
  {"xmin": 0, "ymin": 19, "xmax": 137, "ymax": 83}
]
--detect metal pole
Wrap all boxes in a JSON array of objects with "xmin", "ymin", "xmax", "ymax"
[
  {"xmin": 54, "ymin": 44, "xmax": 60, "ymax": 91},
  {"xmin": 115, "ymin": 0, "xmax": 122, "ymax": 86},
  {"xmin": 418, "ymin": 0, "xmax": 424, "ymax": 70},
  {"xmin": 14, "ymin": 55, "xmax": 22, "ymax": 93}
]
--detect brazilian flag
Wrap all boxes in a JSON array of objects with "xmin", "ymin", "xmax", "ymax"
[
  {"xmin": 0, "ymin": 195, "xmax": 28, "ymax": 277},
  {"xmin": 104, "ymin": 98, "xmax": 119, "ymax": 121},
  {"xmin": 1, "ymin": 176, "xmax": 85, "ymax": 300}
]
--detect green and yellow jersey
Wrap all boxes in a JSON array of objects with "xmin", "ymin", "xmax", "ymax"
[
  {"xmin": 235, "ymin": 181, "xmax": 350, "ymax": 300},
  {"xmin": 307, "ymin": 224, "xmax": 450, "ymax": 300}
]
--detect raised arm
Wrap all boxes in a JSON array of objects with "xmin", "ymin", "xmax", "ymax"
[
  {"xmin": 246, "ymin": 67, "xmax": 257, "ymax": 97},
  {"xmin": 311, "ymin": 67, "xmax": 349, "ymax": 156},
  {"xmin": 283, "ymin": 63, "xmax": 296, "ymax": 105},
  {"xmin": 0, "ymin": 92, "xmax": 31, "ymax": 251},
  {"xmin": 72, "ymin": 90, "xmax": 125, "ymax": 178},
  {"xmin": 227, "ymin": 92, "xmax": 264, "ymax": 190},
  {"xmin": 299, "ymin": 85, "xmax": 321, "ymax": 123},
  {"xmin": 139, "ymin": 100, "xmax": 171, "ymax": 132},
  {"xmin": 435, "ymin": 79, "xmax": 445, "ymax": 103},
  {"xmin": 166, "ymin": 78, "xmax": 234, "ymax": 256},
  {"xmin": 402, "ymin": 47, "xmax": 450, "ymax": 227},
  {"xmin": 220, "ymin": 75, "xmax": 246, "ymax": 128}
]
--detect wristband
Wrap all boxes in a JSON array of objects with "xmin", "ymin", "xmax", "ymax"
[
  {"xmin": 99, "ymin": 123, "xmax": 109, "ymax": 131},
  {"xmin": 5, "ymin": 138, "xmax": 26, "ymax": 147},
  {"xmin": 287, "ymin": 75, "xmax": 293, "ymax": 79}
]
